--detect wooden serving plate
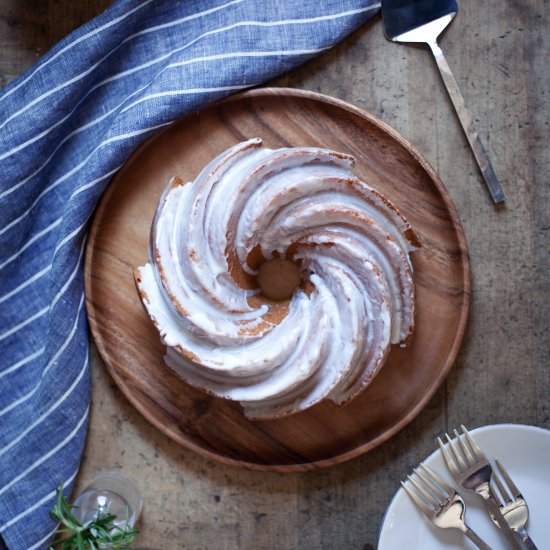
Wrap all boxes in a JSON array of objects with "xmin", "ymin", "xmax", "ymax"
[{"xmin": 84, "ymin": 88, "xmax": 470, "ymax": 472}]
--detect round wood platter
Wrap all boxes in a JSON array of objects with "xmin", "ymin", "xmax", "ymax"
[{"xmin": 84, "ymin": 88, "xmax": 471, "ymax": 472}]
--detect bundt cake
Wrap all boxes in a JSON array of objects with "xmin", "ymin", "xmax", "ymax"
[{"xmin": 134, "ymin": 138, "xmax": 419, "ymax": 420}]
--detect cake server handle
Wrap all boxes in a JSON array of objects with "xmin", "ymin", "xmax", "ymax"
[{"xmin": 428, "ymin": 41, "xmax": 505, "ymax": 205}]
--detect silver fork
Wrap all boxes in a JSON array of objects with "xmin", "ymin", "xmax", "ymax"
[
  {"xmin": 401, "ymin": 463, "xmax": 492, "ymax": 549},
  {"xmin": 492, "ymin": 458, "xmax": 539, "ymax": 549},
  {"xmin": 438, "ymin": 425, "xmax": 522, "ymax": 550}
]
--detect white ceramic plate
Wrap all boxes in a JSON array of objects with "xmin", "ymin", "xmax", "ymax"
[{"xmin": 378, "ymin": 424, "xmax": 550, "ymax": 549}]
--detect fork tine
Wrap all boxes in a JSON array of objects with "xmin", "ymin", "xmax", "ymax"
[
  {"xmin": 444, "ymin": 433, "xmax": 467, "ymax": 473},
  {"xmin": 461, "ymin": 425, "xmax": 486, "ymax": 461},
  {"xmin": 407, "ymin": 474, "xmax": 438, "ymax": 508},
  {"xmin": 495, "ymin": 458, "xmax": 522, "ymax": 500},
  {"xmin": 454, "ymin": 428, "xmax": 475, "ymax": 466},
  {"xmin": 437, "ymin": 437, "xmax": 460, "ymax": 475},
  {"xmin": 419, "ymin": 463, "xmax": 455, "ymax": 496},
  {"xmin": 491, "ymin": 466, "xmax": 511, "ymax": 504},
  {"xmin": 401, "ymin": 480, "xmax": 432, "ymax": 517},
  {"xmin": 414, "ymin": 466, "xmax": 447, "ymax": 502}
]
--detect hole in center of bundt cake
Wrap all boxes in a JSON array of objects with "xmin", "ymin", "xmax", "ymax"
[{"xmin": 256, "ymin": 258, "xmax": 301, "ymax": 301}]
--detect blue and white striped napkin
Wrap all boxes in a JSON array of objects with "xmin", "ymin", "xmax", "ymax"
[{"xmin": 0, "ymin": 1, "xmax": 380, "ymax": 547}]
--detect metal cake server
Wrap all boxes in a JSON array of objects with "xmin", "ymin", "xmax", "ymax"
[{"xmin": 382, "ymin": 0, "xmax": 506, "ymax": 204}]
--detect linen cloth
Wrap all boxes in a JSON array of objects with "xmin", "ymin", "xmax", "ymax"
[{"xmin": 0, "ymin": 1, "xmax": 380, "ymax": 547}]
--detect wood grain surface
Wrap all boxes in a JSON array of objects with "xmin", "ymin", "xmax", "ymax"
[
  {"xmin": 84, "ymin": 88, "xmax": 470, "ymax": 472},
  {"xmin": 2, "ymin": 1, "xmax": 548, "ymax": 548}
]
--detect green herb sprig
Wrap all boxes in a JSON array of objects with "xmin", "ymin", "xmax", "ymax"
[{"xmin": 49, "ymin": 483, "xmax": 139, "ymax": 549}]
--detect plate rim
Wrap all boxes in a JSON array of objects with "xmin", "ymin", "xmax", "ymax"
[{"xmin": 84, "ymin": 87, "xmax": 471, "ymax": 472}]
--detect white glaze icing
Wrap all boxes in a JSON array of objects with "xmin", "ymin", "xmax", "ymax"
[{"xmin": 135, "ymin": 138, "xmax": 419, "ymax": 419}]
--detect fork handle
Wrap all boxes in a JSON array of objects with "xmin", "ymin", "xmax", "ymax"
[
  {"xmin": 428, "ymin": 41, "xmax": 505, "ymax": 204},
  {"xmin": 518, "ymin": 528, "xmax": 539, "ymax": 550},
  {"xmin": 463, "ymin": 527, "xmax": 492, "ymax": 550}
]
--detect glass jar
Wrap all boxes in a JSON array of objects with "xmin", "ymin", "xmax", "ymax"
[{"xmin": 72, "ymin": 471, "xmax": 143, "ymax": 533}]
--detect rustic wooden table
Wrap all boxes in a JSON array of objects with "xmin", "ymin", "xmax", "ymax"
[{"xmin": 1, "ymin": 1, "xmax": 548, "ymax": 549}]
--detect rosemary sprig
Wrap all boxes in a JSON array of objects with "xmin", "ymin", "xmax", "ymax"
[{"xmin": 49, "ymin": 483, "xmax": 139, "ymax": 549}]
